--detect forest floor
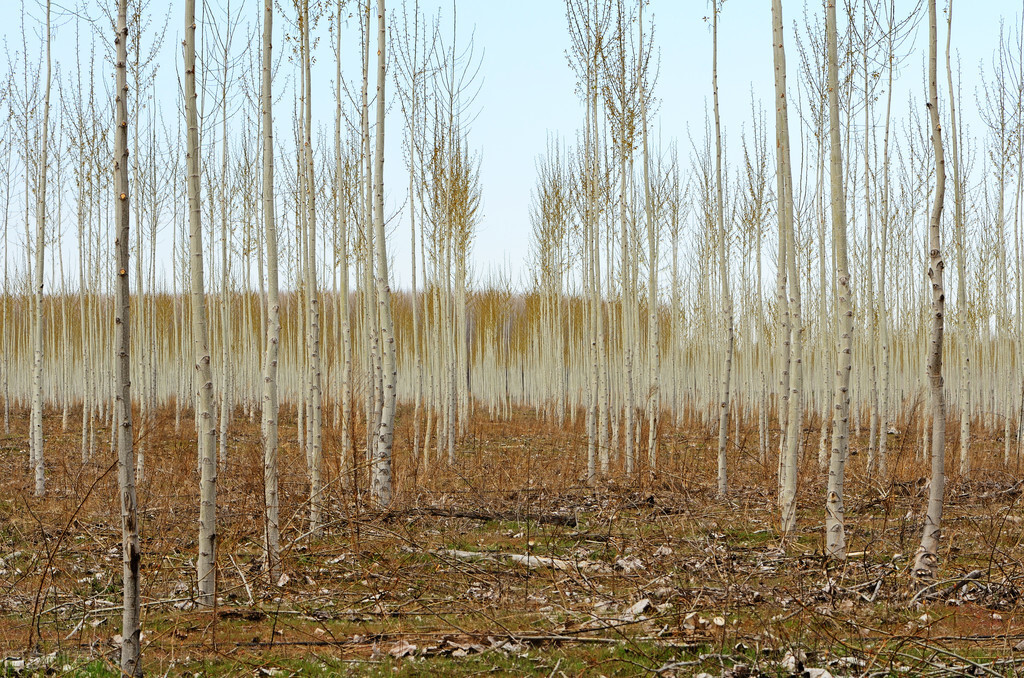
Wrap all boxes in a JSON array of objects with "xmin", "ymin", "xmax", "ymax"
[{"xmin": 1, "ymin": 404, "xmax": 1023, "ymax": 676}]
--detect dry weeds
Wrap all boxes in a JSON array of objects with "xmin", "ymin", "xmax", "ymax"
[{"xmin": 1, "ymin": 405, "xmax": 1022, "ymax": 676}]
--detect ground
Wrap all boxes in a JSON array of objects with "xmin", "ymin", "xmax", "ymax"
[{"xmin": 1, "ymin": 404, "xmax": 1022, "ymax": 676}]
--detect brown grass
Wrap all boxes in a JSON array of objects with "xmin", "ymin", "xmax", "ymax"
[{"xmin": 0, "ymin": 404, "xmax": 1022, "ymax": 676}]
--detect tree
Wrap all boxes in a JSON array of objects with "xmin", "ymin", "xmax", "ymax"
[
  {"xmin": 393, "ymin": 0, "xmax": 434, "ymax": 471},
  {"xmin": 298, "ymin": 0, "xmax": 324, "ymax": 535},
  {"xmin": 912, "ymin": 0, "xmax": 947, "ymax": 581},
  {"xmin": 184, "ymin": 0, "xmax": 218, "ymax": 606},
  {"xmin": 113, "ymin": 0, "xmax": 141, "ymax": 671},
  {"xmin": 945, "ymin": 0, "xmax": 969, "ymax": 476},
  {"xmin": 604, "ymin": 0, "xmax": 640, "ymax": 476},
  {"xmin": 565, "ymin": 0, "xmax": 612, "ymax": 482},
  {"xmin": 30, "ymin": 0, "xmax": 52, "ymax": 498},
  {"xmin": 711, "ymin": 0, "xmax": 734, "ymax": 497},
  {"xmin": 872, "ymin": 0, "xmax": 920, "ymax": 479},
  {"xmin": 825, "ymin": 0, "xmax": 853, "ymax": 560},
  {"xmin": 772, "ymin": 0, "xmax": 803, "ymax": 537},
  {"xmin": 371, "ymin": 0, "xmax": 397, "ymax": 507},
  {"xmin": 0, "ymin": 104, "xmax": 10, "ymax": 436},
  {"xmin": 260, "ymin": 0, "xmax": 281, "ymax": 584}
]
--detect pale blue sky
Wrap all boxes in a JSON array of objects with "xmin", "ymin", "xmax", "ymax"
[{"xmin": 0, "ymin": 0, "xmax": 1015, "ymax": 291}]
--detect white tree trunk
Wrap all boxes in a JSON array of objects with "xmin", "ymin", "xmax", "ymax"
[
  {"xmin": 712, "ymin": 2, "xmax": 734, "ymax": 498},
  {"xmin": 945, "ymin": 2, "xmax": 970, "ymax": 478},
  {"xmin": 773, "ymin": 0, "xmax": 802, "ymax": 537},
  {"xmin": 30, "ymin": 0, "xmax": 52, "ymax": 498},
  {"xmin": 913, "ymin": 0, "xmax": 948, "ymax": 581},
  {"xmin": 260, "ymin": 0, "xmax": 281, "ymax": 584},
  {"xmin": 185, "ymin": 0, "xmax": 218, "ymax": 606},
  {"xmin": 371, "ymin": 0, "xmax": 396, "ymax": 507},
  {"xmin": 300, "ymin": 0, "xmax": 324, "ymax": 535},
  {"xmin": 825, "ymin": 0, "xmax": 853, "ymax": 559}
]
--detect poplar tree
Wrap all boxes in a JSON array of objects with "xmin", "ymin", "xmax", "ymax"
[
  {"xmin": 371, "ymin": 0, "xmax": 397, "ymax": 506},
  {"xmin": 0, "ymin": 116, "xmax": 10, "ymax": 436},
  {"xmin": 260, "ymin": 0, "xmax": 281, "ymax": 583},
  {"xmin": 30, "ymin": 0, "xmax": 52, "ymax": 497},
  {"xmin": 298, "ymin": 0, "xmax": 324, "ymax": 534},
  {"xmin": 565, "ymin": 0, "xmax": 611, "ymax": 483},
  {"xmin": 945, "ymin": 0, "xmax": 969, "ymax": 476},
  {"xmin": 711, "ymin": 0, "xmax": 734, "ymax": 497},
  {"xmin": 639, "ymin": 0, "xmax": 660, "ymax": 472},
  {"xmin": 394, "ymin": 0, "xmax": 431, "ymax": 467},
  {"xmin": 913, "ymin": 0, "xmax": 947, "ymax": 581},
  {"xmin": 113, "ymin": 0, "xmax": 141, "ymax": 670},
  {"xmin": 825, "ymin": 0, "xmax": 853, "ymax": 559},
  {"xmin": 773, "ymin": 0, "xmax": 802, "ymax": 537},
  {"xmin": 184, "ymin": 0, "xmax": 219, "ymax": 606}
]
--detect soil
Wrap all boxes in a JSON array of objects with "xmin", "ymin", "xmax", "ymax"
[{"xmin": 1, "ymin": 404, "xmax": 1022, "ymax": 676}]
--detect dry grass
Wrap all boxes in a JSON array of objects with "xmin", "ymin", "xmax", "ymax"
[{"xmin": 1, "ymin": 404, "xmax": 1022, "ymax": 676}]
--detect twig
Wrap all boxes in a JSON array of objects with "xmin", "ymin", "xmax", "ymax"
[
  {"xmin": 908, "ymin": 569, "xmax": 984, "ymax": 606},
  {"xmin": 27, "ymin": 457, "xmax": 118, "ymax": 651},
  {"xmin": 229, "ymin": 554, "xmax": 254, "ymax": 605}
]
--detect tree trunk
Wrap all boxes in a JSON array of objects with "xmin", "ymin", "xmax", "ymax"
[
  {"xmin": 913, "ymin": 0, "xmax": 947, "ymax": 581},
  {"xmin": 31, "ymin": 0, "xmax": 52, "ymax": 498},
  {"xmin": 712, "ymin": 1, "xmax": 734, "ymax": 498},
  {"xmin": 114, "ymin": 0, "xmax": 141, "ymax": 670},
  {"xmin": 185, "ymin": 0, "xmax": 219, "ymax": 606},
  {"xmin": 260, "ymin": 0, "xmax": 281, "ymax": 584},
  {"xmin": 300, "ymin": 0, "xmax": 324, "ymax": 535},
  {"xmin": 825, "ymin": 0, "xmax": 853, "ymax": 560},
  {"xmin": 773, "ymin": 0, "xmax": 802, "ymax": 537},
  {"xmin": 945, "ymin": 1, "xmax": 970, "ymax": 478},
  {"xmin": 371, "ymin": 0, "xmax": 396, "ymax": 507}
]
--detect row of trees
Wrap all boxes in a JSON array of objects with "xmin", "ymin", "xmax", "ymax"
[
  {"xmin": 0, "ymin": 0, "xmax": 1016, "ymax": 669},
  {"xmin": 532, "ymin": 0, "xmax": 1008, "ymax": 573},
  {"xmin": 2, "ymin": 0, "xmax": 1022, "ymax": 522}
]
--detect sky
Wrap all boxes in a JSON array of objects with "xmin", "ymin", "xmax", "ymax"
[{"xmin": 0, "ymin": 0, "xmax": 1016, "ymax": 292}]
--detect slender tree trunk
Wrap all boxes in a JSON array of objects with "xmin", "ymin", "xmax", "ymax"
[
  {"xmin": 371, "ymin": 0, "xmax": 396, "ymax": 507},
  {"xmin": 300, "ymin": 0, "xmax": 324, "ymax": 535},
  {"xmin": 114, "ymin": 1, "xmax": 141, "ymax": 670},
  {"xmin": 185, "ymin": 0, "xmax": 218, "ymax": 606},
  {"xmin": 773, "ymin": 0, "xmax": 802, "ymax": 537},
  {"xmin": 712, "ymin": 2, "xmax": 734, "ymax": 498},
  {"xmin": 641, "ymin": 5, "xmax": 658, "ymax": 472},
  {"xmin": 877, "ymin": 11, "xmax": 899, "ymax": 479},
  {"xmin": 31, "ymin": 0, "xmax": 53, "ymax": 498},
  {"xmin": 913, "ymin": 0, "xmax": 947, "ymax": 581},
  {"xmin": 260, "ymin": 0, "xmax": 281, "ymax": 584},
  {"xmin": 862, "ymin": 2, "xmax": 878, "ymax": 475},
  {"xmin": 218, "ymin": 23, "xmax": 232, "ymax": 474},
  {"xmin": 825, "ymin": 0, "xmax": 853, "ymax": 559},
  {"xmin": 945, "ymin": 1, "xmax": 970, "ymax": 477},
  {"xmin": 335, "ymin": 0, "xmax": 353, "ymax": 489}
]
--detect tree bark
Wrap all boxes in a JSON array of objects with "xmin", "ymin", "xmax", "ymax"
[
  {"xmin": 260, "ymin": 0, "xmax": 281, "ymax": 584},
  {"xmin": 913, "ymin": 0, "xmax": 947, "ymax": 581},
  {"xmin": 300, "ymin": 0, "xmax": 324, "ymax": 535},
  {"xmin": 825, "ymin": 0, "xmax": 853, "ymax": 560},
  {"xmin": 30, "ymin": 0, "xmax": 52, "ymax": 498},
  {"xmin": 773, "ymin": 0, "xmax": 802, "ymax": 537},
  {"xmin": 712, "ymin": 1, "xmax": 734, "ymax": 498},
  {"xmin": 114, "ymin": 0, "xmax": 141, "ymax": 670},
  {"xmin": 371, "ymin": 0, "xmax": 396, "ymax": 507},
  {"xmin": 185, "ymin": 0, "xmax": 219, "ymax": 606}
]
